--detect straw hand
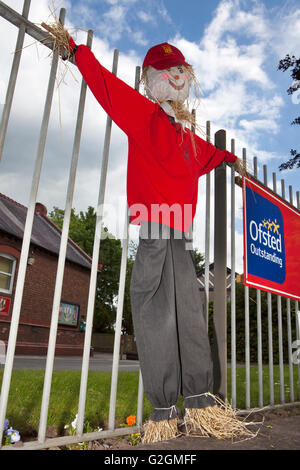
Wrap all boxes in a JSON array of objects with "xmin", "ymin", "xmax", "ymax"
[
  {"xmin": 41, "ymin": 21, "xmax": 75, "ymax": 60},
  {"xmin": 233, "ymin": 157, "xmax": 248, "ymax": 177}
]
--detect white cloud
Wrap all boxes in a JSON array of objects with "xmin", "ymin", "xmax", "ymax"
[
  {"xmin": 271, "ymin": 7, "xmax": 300, "ymax": 58},
  {"xmin": 131, "ymin": 31, "xmax": 149, "ymax": 46},
  {"xmin": 239, "ymin": 118, "xmax": 279, "ymax": 134},
  {"xmin": 104, "ymin": 4, "xmax": 125, "ymax": 22},
  {"xmin": 0, "ymin": 80, "xmax": 6, "ymax": 104},
  {"xmin": 136, "ymin": 11, "xmax": 155, "ymax": 23},
  {"xmin": 0, "ymin": 0, "xmax": 140, "ymax": 221},
  {"xmin": 205, "ymin": 0, "xmax": 269, "ymax": 42},
  {"xmin": 97, "ymin": 4, "xmax": 130, "ymax": 41},
  {"xmin": 169, "ymin": 0, "xmax": 296, "ymax": 168},
  {"xmin": 174, "ymin": 32, "xmax": 270, "ymax": 93},
  {"xmin": 157, "ymin": 2, "xmax": 173, "ymax": 25}
]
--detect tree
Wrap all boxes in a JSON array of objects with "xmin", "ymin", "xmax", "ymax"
[
  {"xmin": 225, "ymin": 282, "xmax": 296, "ymax": 364},
  {"xmin": 49, "ymin": 206, "xmax": 122, "ymax": 333},
  {"xmin": 49, "ymin": 206, "xmax": 99, "ymax": 257},
  {"xmin": 192, "ymin": 247, "xmax": 205, "ymax": 272},
  {"xmin": 278, "ymin": 54, "xmax": 300, "ymax": 170}
]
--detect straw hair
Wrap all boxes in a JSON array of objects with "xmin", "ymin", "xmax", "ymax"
[
  {"xmin": 142, "ymin": 418, "xmax": 179, "ymax": 444},
  {"xmin": 184, "ymin": 395, "xmax": 259, "ymax": 440},
  {"xmin": 168, "ymin": 101, "xmax": 196, "ymax": 128}
]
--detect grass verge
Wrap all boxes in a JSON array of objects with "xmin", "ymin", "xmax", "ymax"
[{"xmin": 0, "ymin": 364, "xmax": 299, "ymax": 440}]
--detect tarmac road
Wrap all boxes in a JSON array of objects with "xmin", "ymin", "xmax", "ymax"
[{"xmin": 8, "ymin": 353, "xmax": 140, "ymax": 372}]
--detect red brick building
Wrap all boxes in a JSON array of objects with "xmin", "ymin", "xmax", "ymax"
[{"xmin": 0, "ymin": 193, "xmax": 95, "ymax": 356}]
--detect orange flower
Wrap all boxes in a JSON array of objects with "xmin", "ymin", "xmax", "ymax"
[{"xmin": 126, "ymin": 415, "xmax": 136, "ymax": 426}]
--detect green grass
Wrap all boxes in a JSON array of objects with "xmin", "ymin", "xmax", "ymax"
[
  {"xmin": 228, "ymin": 364, "xmax": 300, "ymax": 409},
  {"xmin": 0, "ymin": 365, "xmax": 299, "ymax": 439},
  {"xmin": 0, "ymin": 370, "xmax": 151, "ymax": 438}
]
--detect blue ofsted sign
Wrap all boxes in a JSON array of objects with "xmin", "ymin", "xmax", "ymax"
[{"xmin": 245, "ymin": 185, "xmax": 286, "ymax": 284}]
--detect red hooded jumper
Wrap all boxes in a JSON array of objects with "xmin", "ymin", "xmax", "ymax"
[{"xmin": 71, "ymin": 42, "xmax": 237, "ymax": 233}]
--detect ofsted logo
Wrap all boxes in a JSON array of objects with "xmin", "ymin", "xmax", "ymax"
[
  {"xmin": 249, "ymin": 218, "xmax": 283, "ymax": 267},
  {"xmin": 246, "ymin": 187, "xmax": 286, "ymax": 284}
]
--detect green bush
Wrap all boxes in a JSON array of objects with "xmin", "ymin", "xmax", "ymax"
[{"xmin": 207, "ymin": 283, "xmax": 298, "ymax": 364}]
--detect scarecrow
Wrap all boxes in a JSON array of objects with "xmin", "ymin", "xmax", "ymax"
[{"xmin": 42, "ymin": 22, "xmax": 253, "ymax": 443}]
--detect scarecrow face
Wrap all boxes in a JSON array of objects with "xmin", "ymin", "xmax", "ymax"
[{"xmin": 145, "ymin": 65, "xmax": 191, "ymax": 103}]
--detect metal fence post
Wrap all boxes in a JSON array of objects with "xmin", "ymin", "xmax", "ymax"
[
  {"xmin": 108, "ymin": 206, "xmax": 129, "ymax": 430},
  {"xmin": 76, "ymin": 49, "xmax": 119, "ymax": 437},
  {"xmin": 213, "ymin": 129, "xmax": 227, "ymax": 401},
  {"xmin": 253, "ymin": 157, "xmax": 263, "ymax": 408},
  {"xmin": 230, "ymin": 138, "xmax": 236, "ymax": 409},
  {"xmin": 297, "ymin": 191, "xmax": 300, "ymax": 399},
  {"xmin": 38, "ymin": 28, "xmax": 93, "ymax": 444},
  {"xmin": 0, "ymin": 7, "xmax": 65, "ymax": 448},
  {"xmin": 108, "ymin": 67, "xmax": 141, "ymax": 431},
  {"xmin": 287, "ymin": 184, "xmax": 295, "ymax": 402},
  {"xmin": 204, "ymin": 121, "xmax": 211, "ymax": 331},
  {"xmin": 134, "ymin": 66, "xmax": 145, "ymax": 427},
  {"xmin": 273, "ymin": 172, "xmax": 285, "ymax": 404},
  {"xmin": 263, "ymin": 165, "xmax": 274, "ymax": 405},
  {"xmin": 0, "ymin": 0, "xmax": 31, "ymax": 162},
  {"xmin": 243, "ymin": 148, "xmax": 251, "ymax": 409}
]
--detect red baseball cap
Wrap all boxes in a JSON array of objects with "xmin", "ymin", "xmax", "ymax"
[{"xmin": 142, "ymin": 42, "xmax": 190, "ymax": 70}]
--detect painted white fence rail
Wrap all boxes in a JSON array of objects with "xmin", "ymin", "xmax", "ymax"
[{"xmin": 0, "ymin": 0, "xmax": 299, "ymax": 450}]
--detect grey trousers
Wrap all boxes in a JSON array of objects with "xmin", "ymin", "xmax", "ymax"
[{"xmin": 130, "ymin": 222, "xmax": 215, "ymax": 422}]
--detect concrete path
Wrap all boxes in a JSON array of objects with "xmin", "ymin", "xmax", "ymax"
[{"xmin": 91, "ymin": 406, "xmax": 300, "ymax": 451}]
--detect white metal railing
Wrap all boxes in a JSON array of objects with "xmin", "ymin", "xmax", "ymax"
[
  {"xmin": 228, "ymin": 150, "xmax": 300, "ymax": 410},
  {"xmin": 0, "ymin": 1, "xmax": 144, "ymax": 449},
  {"xmin": 0, "ymin": 0, "xmax": 299, "ymax": 451}
]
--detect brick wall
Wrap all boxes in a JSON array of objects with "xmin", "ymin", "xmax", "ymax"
[{"xmin": 0, "ymin": 232, "xmax": 92, "ymax": 356}]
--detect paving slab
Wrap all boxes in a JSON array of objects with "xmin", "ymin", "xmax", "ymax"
[{"xmin": 88, "ymin": 406, "xmax": 300, "ymax": 451}]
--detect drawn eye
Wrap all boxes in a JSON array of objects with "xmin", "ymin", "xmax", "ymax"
[{"xmin": 178, "ymin": 66, "xmax": 183, "ymax": 73}]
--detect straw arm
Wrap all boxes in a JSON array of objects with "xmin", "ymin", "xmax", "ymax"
[{"xmin": 0, "ymin": 2, "xmax": 75, "ymax": 65}]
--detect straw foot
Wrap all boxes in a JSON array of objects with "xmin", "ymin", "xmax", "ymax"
[
  {"xmin": 184, "ymin": 401, "xmax": 259, "ymax": 440},
  {"xmin": 142, "ymin": 418, "xmax": 179, "ymax": 444}
]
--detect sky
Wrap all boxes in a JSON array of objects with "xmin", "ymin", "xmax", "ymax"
[{"xmin": 0, "ymin": 0, "xmax": 299, "ymax": 272}]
